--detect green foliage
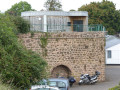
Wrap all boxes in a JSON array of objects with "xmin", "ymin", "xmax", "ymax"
[
  {"xmin": 5, "ymin": 1, "xmax": 35, "ymax": 16},
  {"xmin": 0, "ymin": 83, "xmax": 13, "ymax": 90},
  {"xmin": 0, "ymin": 14, "xmax": 47, "ymax": 89},
  {"xmin": 78, "ymin": 1, "xmax": 120, "ymax": 35},
  {"xmin": 109, "ymin": 85, "xmax": 120, "ymax": 90},
  {"xmin": 11, "ymin": 16, "xmax": 30, "ymax": 33},
  {"xmin": 39, "ymin": 33, "xmax": 50, "ymax": 57},
  {"xmin": 40, "ymin": 37, "xmax": 48, "ymax": 48},
  {"xmin": 69, "ymin": 9, "xmax": 76, "ymax": 11},
  {"xmin": 109, "ymin": 82, "xmax": 120, "ymax": 90},
  {"xmin": 30, "ymin": 31, "xmax": 35, "ymax": 38},
  {"xmin": 0, "ymin": 14, "xmax": 17, "ymax": 34},
  {"xmin": 44, "ymin": 0, "xmax": 62, "ymax": 11},
  {"xmin": 0, "ymin": 81, "xmax": 18, "ymax": 90},
  {"xmin": 1, "ymin": 14, "xmax": 30, "ymax": 34}
]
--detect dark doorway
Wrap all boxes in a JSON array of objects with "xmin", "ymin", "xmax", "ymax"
[{"xmin": 73, "ymin": 20, "xmax": 83, "ymax": 32}]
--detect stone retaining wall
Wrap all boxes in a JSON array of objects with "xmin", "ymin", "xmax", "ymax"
[{"xmin": 19, "ymin": 31, "xmax": 105, "ymax": 82}]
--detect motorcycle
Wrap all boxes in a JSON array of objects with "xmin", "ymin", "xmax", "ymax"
[{"xmin": 78, "ymin": 71, "xmax": 100, "ymax": 85}]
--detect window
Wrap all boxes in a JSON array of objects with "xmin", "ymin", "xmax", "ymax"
[
  {"xmin": 67, "ymin": 22, "xmax": 71, "ymax": 26},
  {"xmin": 49, "ymin": 81, "xmax": 57, "ymax": 87},
  {"xmin": 58, "ymin": 81, "xmax": 66, "ymax": 88},
  {"xmin": 107, "ymin": 50, "xmax": 112, "ymax": 58}
]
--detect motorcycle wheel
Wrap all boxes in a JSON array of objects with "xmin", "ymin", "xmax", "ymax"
[
  {"xmin": 90, "ymin": 81, "xmax": 97, "ymax": 85},
  {"xmin": 92, "ymin": 82, "xmax": 97, "ymax": 84}
]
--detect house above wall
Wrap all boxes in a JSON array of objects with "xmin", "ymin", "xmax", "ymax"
[
  {"xmin": 106, "ymin": 35, "xmax": 120, "ymax": 64},
  {"xmin": 21, "ymin": 11, "xmax": 105, "ymax": 32},
  {"xmin": 106, "ymin": 35, "xmax": 120, "ymax": 49}
]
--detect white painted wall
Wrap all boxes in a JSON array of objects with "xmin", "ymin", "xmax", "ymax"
[{"xmin": 106, "ymin": 44, "xmax": 120, "ymax": 64}]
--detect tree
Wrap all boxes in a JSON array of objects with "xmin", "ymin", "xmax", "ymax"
[
  {"xmin": 0, "ymin": 13, "xmax": 47, "ymax": 89},
  {"xmin": 5, "ymin": 1, "xmax": 35, "ymax": 16},
  {"xmin": 70, "ymin": 9, "xmax": 76, "ymax": 11},
  {"xmin": 78, "ymin": 0, "xmax": 120, "ymax": 35},
  {"xmin": 44, "ymin": 0, "xmax": 62, "ymax": 11}
]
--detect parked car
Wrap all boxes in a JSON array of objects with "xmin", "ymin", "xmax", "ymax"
[
  {"xmin": 30, "ymin": 85, "xmax": 59, "ymax": 90},
  {"xmin": 37, "ymin": 78, "xmax": 70, "ymax": 90}
]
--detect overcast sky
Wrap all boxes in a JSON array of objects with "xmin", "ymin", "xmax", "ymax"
[{"xmin": 0, "ymin": 0, "xmax": 119, "ymax": 12}]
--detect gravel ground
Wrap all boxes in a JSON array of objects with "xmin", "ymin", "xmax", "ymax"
[{"xmin": 70, "ymin": 65, "xmax": 120, "ymax": 90}]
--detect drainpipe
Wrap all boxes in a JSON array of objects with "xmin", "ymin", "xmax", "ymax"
[{"xmin": 44, "ymin": 15, "xmax": 47, "ymax": 32}]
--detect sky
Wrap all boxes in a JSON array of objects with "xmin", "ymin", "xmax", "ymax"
[{"xmin": 0, "ymin": 0, "xmax": 120, "ymax": 12}]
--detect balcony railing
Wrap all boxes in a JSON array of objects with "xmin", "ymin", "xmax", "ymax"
[{"xmin": 30, "ymin": 24, "xmax": 106, "ymax": 32}]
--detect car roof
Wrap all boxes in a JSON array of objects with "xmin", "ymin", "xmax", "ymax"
[
  {"xmin": 48, "ymin": 78, "xmax": 69, "ymax": 86},
  {"xmin": 48, "ymin": 78, "xmax": 68, "ymax": 82}
]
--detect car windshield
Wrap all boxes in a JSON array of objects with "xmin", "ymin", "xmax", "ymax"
[
  {"xmin": 58, "ymin": 82, "xmax": 66, "ymax": 88},
  {"xmin": 49, "ymin": 81, "xmax": 66, "ymax": 88},
  {"xmin": 35, "ymin": 88, "xmax": 57, "ymax": 90},
  {"xmin": 49, "ymin": 81, "xmax": 57, "ymax": 87}
]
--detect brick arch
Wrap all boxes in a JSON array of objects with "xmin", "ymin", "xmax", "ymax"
[{"xmin": 51, "ymin": 64, "xmax": 72, "ymax": 78}]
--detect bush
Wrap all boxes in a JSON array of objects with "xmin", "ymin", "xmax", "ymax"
[
  {"xmin": 0, "ymin": 81, "xmax": 18, "ymax": 90},
  {"xmin": 0, "ymin": 83, "xmax": 13, "ymax": 90},
  {"xmin": 109, "ymin": 85, "xmax": 120, "ymax": 90},
  {"xmin": 10, "ymin": 16, "xmax": 30, "ymax": 34},
  {"xmin": 0, "ymin": 13, "xmax": 17, "ymax": 34},
  {"xmin": 0, "ymin": 14, "xmax": 47, "ymax": 89}
]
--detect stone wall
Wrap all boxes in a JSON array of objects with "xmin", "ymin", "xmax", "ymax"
[{"xmin": 19, "ymin": 31, "xmax": 105, "ymax": 82}]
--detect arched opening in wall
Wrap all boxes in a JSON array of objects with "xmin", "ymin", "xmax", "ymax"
[{"xmin": 51, "ymin": 65, "xmax": 71, "ymax": 78}]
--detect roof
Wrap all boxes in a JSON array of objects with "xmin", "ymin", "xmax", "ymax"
[
  {"xmin": 105, "ymin": 35, "xmax": 120, "ymax": 49},
  {"xmin": 48, "ymin": 78, "xmax": 69, "ymax": 82},
  {"xmin": 106, "ymin": 35, "xmax": 117, "ymax": 41},
  {"xmin": 21, "ymin": 11, "xmax": 88, "ymax": 17}
]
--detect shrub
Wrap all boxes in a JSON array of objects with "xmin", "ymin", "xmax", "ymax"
[
  {"xmin": 0, "ymin": 13, "xmax": 17, "ymax": 34},
  {"xmin": 109, "ymin": 85, "xmax": 120, "ymax": 90},
  {"xmin": 10, "ymin": 16, "xmax": 30, "ymax": 34},
  {"xmin": 0, "ymin": 83, "xmax": 13, "ymax": 90},
  {"xmin": 0, "ymin": 81, "xmax": 17, "ymax": 90},
  {"xmin": 0, "ymin": 14, "xmax": 47, "ymax": 89}
]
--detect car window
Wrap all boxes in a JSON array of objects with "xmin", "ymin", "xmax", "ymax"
[
  {"xmin": 35, "ymin": 88, "xmax": 57, "ymax": 90},
  {"xmin": 35, "ymin": 88, "xmax": 49, "ymax": 90},
  {"xmin": 50, "ymin": 89, "xmax": 58, "ymax": 90},
  {"xmin": 49, "ymin": 81, "xmax": 57, "ymax": 87},
  {"xmin": 58, "ymin": 82, "xmax": 66, "ymax": 88}
]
